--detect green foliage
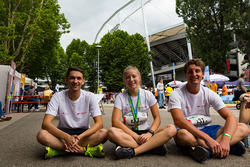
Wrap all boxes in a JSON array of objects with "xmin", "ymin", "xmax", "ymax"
[
  {"xmin": 66, "ymin": 38, "xmax": 92, "ymax": 87},
  {"xmin": 99, "ymin": 30, "xmax": 151, "ymax": 91},
  {"xmin": 0, "ymin": 0, "xmax": 70, "ymax": 74},
  {"xmin": 229, "ymin": 0, "xmax": 250, "ymax": 67},
  {"xmin": 176, "ymin": 0, "xmax": 250, "ymax": 72}
]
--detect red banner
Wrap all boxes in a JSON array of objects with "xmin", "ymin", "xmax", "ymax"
[{"xmin": 226, "ymin": 60, "xmax": 230, "ymax": 72}]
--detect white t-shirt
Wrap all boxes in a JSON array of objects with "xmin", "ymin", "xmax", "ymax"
[
  {"xmin": 157, "ymin": 82, "xmax": 164, "ymax": 93},
  {"xmin": 114, "ymin": 89, "xmax": 157, "ymax": 130},
  {"xmin": 168, "ymin": 83, "xmax": 225, "ymax": 128},
  {"xmin": 46, "ymin": 89, "xmax": 101, "ymax": 129}
]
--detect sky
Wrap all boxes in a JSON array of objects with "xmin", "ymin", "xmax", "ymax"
[{"xmin": 58, "ymin": 0, "xmax": 183, "ymax": 50}]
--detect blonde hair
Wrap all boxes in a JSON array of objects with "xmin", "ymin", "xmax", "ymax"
[
  {"xmin": 45, "ymin": 85, "xmax": 50, "ymax": 90},
  {"xmin": 123, "ymin": 66, "xmax": 141, "ymax": 84}
]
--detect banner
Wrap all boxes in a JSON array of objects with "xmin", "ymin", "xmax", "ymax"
[
  {"xmin": 204, "ymin": 65, "xmax": 210, "ymax": 87},
  {"xmin": 5, "ymin": 61, "xmax": 16, "ymax": 114},
  {"xmin": 20, "ymin": 74, "xmax": 26, "ymax": 91},
  {"xmin": 173, "ymin": 63, "xmax": 177, "ymax": 87},
  {"xmin": 226, "ymin": 60, "xmax": 230, "ymax": 72}
]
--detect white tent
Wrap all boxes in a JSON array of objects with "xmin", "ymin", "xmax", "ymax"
[
  {"xmin": 0, "ymin": 65, "xmax": 21, "ymax": 111},
  {"xmin": 210, "ymin": 74, "xmax": 230, "ymax": 82},
  {"xmin": 166, "ymin": 81, "xmax": 183, "ymax": 87}
]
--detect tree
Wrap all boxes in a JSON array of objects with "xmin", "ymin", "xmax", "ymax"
[
  {"xmin": 66, "ymin": 39, "xmax": 92, "ymax": 88},
  {"xmin": 0, "ymin": 0, "xmax": 70, "ymax": 72},
  {"xmin": 99, "ymin": 30, "xmax": 151, "ymax": 91},
  {"xmin": 176, "ymin": 0, "xmax": 250, "ymax": 72},
  {"xmin": 229, "ymin": 0, "xmax": 250, "ymax": 67}
]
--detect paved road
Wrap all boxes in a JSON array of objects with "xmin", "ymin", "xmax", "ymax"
[{"xmin": 0, "ymin": 104, "xmax": 249, "ymax": 167}]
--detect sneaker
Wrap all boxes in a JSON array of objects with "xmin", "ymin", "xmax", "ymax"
[
  {"xmin": 84, "ymin": 144, "xmax": 104, "ymax": 158},
  {"xmin": 0, "ymin": 116, "xmax": 12, "ymax": 121},
  {"xmin": 34, "ymin": 108, "xmax": 40, "ymax": 112},
  {"xmin": 45, "ymin": 147, "xmax": 65, "ymax": 159},
  {"xmin": 115, "ymin": 146, "xmax": 135, "ymax": 159},
  {"xmin": 188, "ymin": 146, "xmax": 210, "ymax": 162},
  {"xmin": 149, "ymin": 144, "xmax": 167, "ymax": 155},
  {"xmin": 230, "ymin": 141, "xmax": 246, "ymax": 156},
  {"xmin": 242, "ymin": 137, "xmax": 249, "ymax": 148}
]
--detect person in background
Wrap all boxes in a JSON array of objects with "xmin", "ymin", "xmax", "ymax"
[
  {"xmin": 0, "ymin": 101, "xmax": 12, "ymax": 121},
  {"xmin": 97, "ymin": 84, "xmax": 103, "ymax": 94},
  {"xmin": 165, "ymin": 84, "xmax": 173, "ymax": 105},
  {"xmin": 53, "ymin": 89, "xmax": 58, "ymax": 95},
  {"xmin": 157, "ymin": 78, "xmax": 165, "ymax": 109},
  {"xmin": 43, "ymin": 85, "xmax": 53, "ymax": 109},
  {"xmin": 237, "ymin": 73, "xmax": 248, "ymax": 95},
  {"xmin": 25, "ymin": 85, "xmax": 39, "ymax": 112},
  {"xmin": 210, "ymin": 81, "xmax": 218, "ymax": 93},
  {"xmin": 221, "ymin": 82, "xmax": 228, "ymax": 96}
]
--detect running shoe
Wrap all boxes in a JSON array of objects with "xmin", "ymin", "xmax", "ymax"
[
  {"xmin": 45, "ymin": 147, "xmax": 65, "ymax": 159},
  {"xmin": 1, "ymin": 116, "xmax": 12, "ymax": 121},
  {"xmin": 188, "ymin": 146, "xmax": 210, "ymax": 162},
  {"xmin": 242, "ymin": 136, "xmax": 249, "ymax": 148},
  {"xmin": 84, "ymin": 144, "xmax": 104, "ymax": 158},
  {"xmin": 230, "ymin": 141, "xmax": 246, "ymax": 156},
  {"xmin": 149, "ymin": 144, "xmax": 167, "ymax": 155},
  {"xmin": 115, "ymin": 146, "xmax": 135, "ymax": 159}
]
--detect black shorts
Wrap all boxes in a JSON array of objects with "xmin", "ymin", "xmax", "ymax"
[
  {"xmin": 58, "ymin": 127, "xmax": 88, "ymax": 135},
  {"xmin": 133, "ymin": 130, "xmax": 148, "ymax": 135}
]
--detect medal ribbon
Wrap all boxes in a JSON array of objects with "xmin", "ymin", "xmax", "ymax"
[{"xmin": 128, "ymin": 89, "xmax": 140, "ymax": 123}]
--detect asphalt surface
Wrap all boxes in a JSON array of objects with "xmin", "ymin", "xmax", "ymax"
[{"xmin": 0, "ymin": 104, "xmax": 249, "ymax": 167}]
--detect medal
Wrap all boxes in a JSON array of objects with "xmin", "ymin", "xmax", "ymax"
[
  {"xmin": 134, "ymin": 121, "xmax": 138, "ymax": 128},
  {"xmin": 128, "ymin": 89, "xmax": 140, "ymax": 129}
]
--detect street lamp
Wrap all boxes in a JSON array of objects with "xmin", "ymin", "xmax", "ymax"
[{"xmin": 95, "ymin": 45, "xmax": 102, "ymax": 91}]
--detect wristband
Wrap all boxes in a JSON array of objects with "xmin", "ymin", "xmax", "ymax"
[
  {"xmin": 148, "ymin": 129, "xmax": 154, "ymax": 135},
  {"xmin": 223, "ymin": 133, "xmax": 232, "ymax": 139}
]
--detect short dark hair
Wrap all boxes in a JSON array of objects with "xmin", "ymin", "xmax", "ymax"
[
  {"xmin": 66, "ymin": 67, "xmax": 84, "ymax": 78},
  {"xmin": 240, "ymin": 73, "xmax": 245, "ymax": 78},
  {"xmin": 184, "ymin": 59, "xmax": 205, "ymax": 74}
]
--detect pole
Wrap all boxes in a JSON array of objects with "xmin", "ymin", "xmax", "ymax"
[
  {"xmin": 141, "ymin": 0, "xmax": 156, "ymax": 89},
  {"xmin": 95, "ymin": 45, "xmax": 102, "ymax": 91},
  {"xmin": 97, "ymin": 48, "xmax": 100, "ymax": 91},
  {"xmin": 185, "ymin": 24, "xmax": 193, "ymax": 60}
]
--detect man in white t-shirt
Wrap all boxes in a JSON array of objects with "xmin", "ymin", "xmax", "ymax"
[
  {"xmin": 37, "ymin": 67, "xmax": 107, "ymax": 159},
  {"xmin": 157, "ymin": 78, "xmax": 165, "ymax": 109},
  {"xmin": 168, "ymin": 59, "xmax": 249, "ymax": 162}
]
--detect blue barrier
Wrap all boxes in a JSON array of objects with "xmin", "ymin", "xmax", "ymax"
[{"xmin": 221, "ymin": 95, "xmax": 235, "ymax": 103}]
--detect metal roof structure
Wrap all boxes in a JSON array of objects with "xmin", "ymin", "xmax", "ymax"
[{"xmin": 148, "ymin": 23, "xmax": 198, "ymax": 73}]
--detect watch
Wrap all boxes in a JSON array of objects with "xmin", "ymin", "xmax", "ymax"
[{"xmin": 148, "ymin": 129, "xmax": 154, "ymax": 135}]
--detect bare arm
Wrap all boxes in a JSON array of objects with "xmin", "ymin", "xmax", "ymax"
[
  {"xmin": 241, "ymin": 84, "xmax": 247, "ymax": 93},
  {"xmin": 137, "ymin": 103, "xmax": 161, "ymax": 144},
  {"xmin": 217, "ymin": 107, "xmax": 237, "ymax": 139},
  {"xmin": 112, "ymin": 107, "xmax": 139, "ymax": 142},
  {"xmin": 170, "ymin": 108, "xmax": 221, "ymax": 154},
  {"xmin": 42, "ymin": 114, "xmax": 78, "ymax": 149},
  {"xmin": 78, "ymin": 115, "xmax": 103, "ymax": 140},
  {"xmin": 216, "ymin": 107, "xmax": 237, "ymax": 158},
  {"xmin": 149, "ymin": 103, "xmax": 161, "ymax": 132}
]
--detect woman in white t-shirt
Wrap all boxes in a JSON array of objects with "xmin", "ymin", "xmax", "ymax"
[{"xmin": 107, "ymin": 66, "xmax": 177, "ymax": 159}]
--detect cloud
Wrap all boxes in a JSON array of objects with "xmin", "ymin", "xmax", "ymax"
[{"xmin": 58, "ymin": 0, "xmax": 183, "ymax": 50}]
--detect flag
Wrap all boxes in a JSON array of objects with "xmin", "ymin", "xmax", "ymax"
[
  {"xmin": 173, "ymin": 63, "xmax": 177, "ymax": 87},
  {"xmin": 204, "ymin": 65, "xmax": 210, "ymax": 87}
]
